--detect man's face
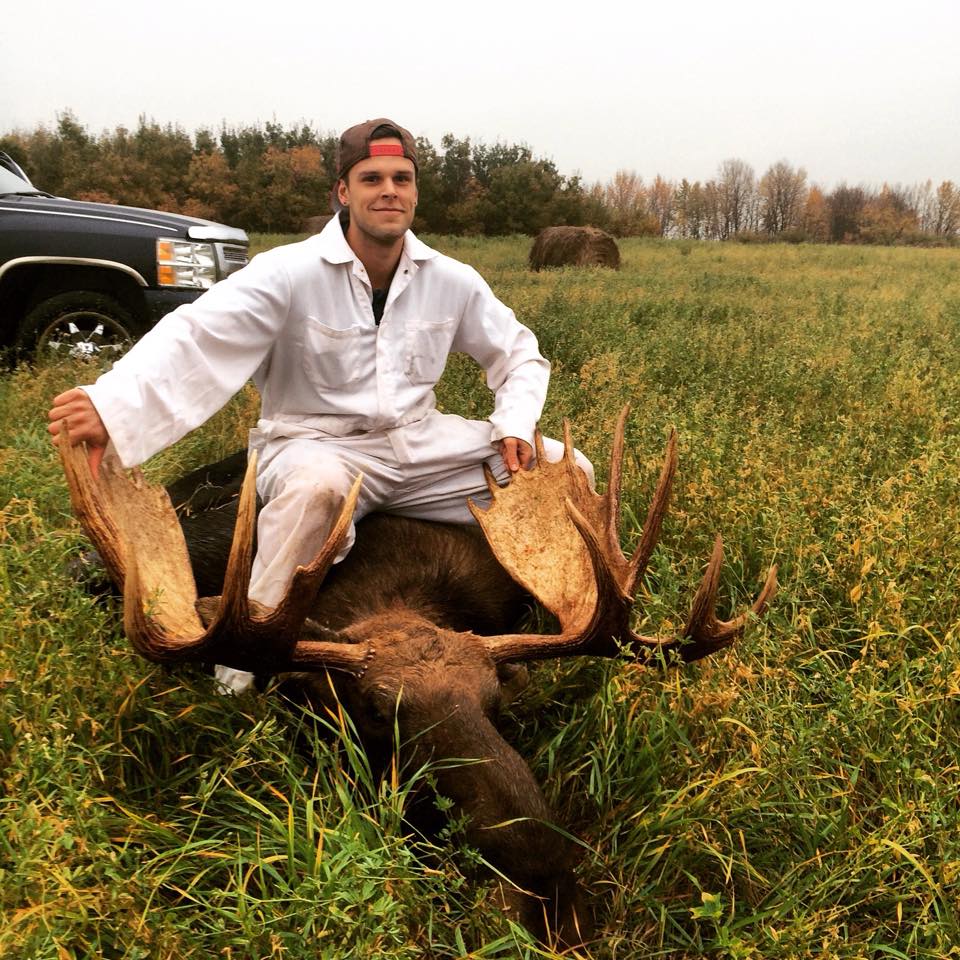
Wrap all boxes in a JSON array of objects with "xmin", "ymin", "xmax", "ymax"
[{"xmin": 337, "ymin": 138, "xmax": 418, "ymax": 245}]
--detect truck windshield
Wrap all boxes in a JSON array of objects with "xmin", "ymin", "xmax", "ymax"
[{"xmin": 0, "ymin": 165, "xmax": 44, "ymax": 196}]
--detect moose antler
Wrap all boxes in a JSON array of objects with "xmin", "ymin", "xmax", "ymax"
[
  {"xmin": 60, "ymin": 408, "xmax": 774, "ymax": 678},
  {"xmin": 59, "ymin": 426, "xmax": 374, "ymax": 676},
  {"xmin": 470, "ymin": 406, "xmax": 777, "ymax": 664}
]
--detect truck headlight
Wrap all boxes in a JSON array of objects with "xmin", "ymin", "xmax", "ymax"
[{"xmin": 156, "ymin": 239, "xmax": 217, "ymax": 289}]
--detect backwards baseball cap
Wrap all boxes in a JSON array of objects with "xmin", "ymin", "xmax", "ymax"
[{"xmin": 336, "ymin": 118, "xmax": 418, "ymax": 180}]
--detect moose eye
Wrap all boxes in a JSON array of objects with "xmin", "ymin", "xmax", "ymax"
[
  {"xmin": 369, "ymin": 687, "xmax": 399, "ymax": 725},
  {"xmin": 371, "ymin": 701, "xmax": 392, "ymax": 724}
]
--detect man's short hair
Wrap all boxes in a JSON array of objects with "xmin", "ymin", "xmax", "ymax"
[{"xmin": 336, "ymin": 117, "xmax": 418, "ymax": 181}]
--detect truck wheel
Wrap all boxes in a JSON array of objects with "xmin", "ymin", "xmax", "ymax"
[{"xmin": 19, "ymin": 292, "xmax": 139, "ymax": 361}]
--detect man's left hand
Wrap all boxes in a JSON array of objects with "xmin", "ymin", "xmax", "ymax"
[{"xmin": 499, "ymin": 437, "xmax": 533, "ymax": 473}]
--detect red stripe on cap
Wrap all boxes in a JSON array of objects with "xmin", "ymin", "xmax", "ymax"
[{"xmin": 369, "ymin": 143, "xmax": 404, "ymax": 157}]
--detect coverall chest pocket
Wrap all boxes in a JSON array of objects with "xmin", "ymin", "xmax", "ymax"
[
  {"xmin": 302, "ymin": 317, "xmax": 372, "ymax": 389},
  {"xmin": 405, "ymin": 316, "xmax": 457, "ymax": 385}
]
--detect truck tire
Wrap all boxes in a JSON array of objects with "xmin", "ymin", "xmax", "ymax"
[{"xmin": 19, "ymin": 292, "xmax": 140, "ymax": 361}]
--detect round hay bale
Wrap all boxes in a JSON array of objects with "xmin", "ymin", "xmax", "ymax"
[
  {"xmin": 303, "ymin": 214, "xmax": 333, "ymax": 234},
  {"xmin": 528, "ymin": 226, "xmax": 620, "ymax": 271}
]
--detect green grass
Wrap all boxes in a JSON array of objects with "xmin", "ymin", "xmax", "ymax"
[{"xmin": 2, "ymin": 237, "xmax": 960, "ymax": 957}]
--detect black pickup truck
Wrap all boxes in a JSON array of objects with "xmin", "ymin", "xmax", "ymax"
[{"xmin": 0, "ymin": 152, "xmax": 249, "ymax": 359}]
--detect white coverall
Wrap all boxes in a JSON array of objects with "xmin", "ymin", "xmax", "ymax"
[{"xmin": 83, "ymin": 215, "xmax": 592, "ymax": 687}]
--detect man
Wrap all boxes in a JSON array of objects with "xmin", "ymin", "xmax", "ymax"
[{"xmin": 49, "ymin": 118, "xmax": 593, "ymax": 693}]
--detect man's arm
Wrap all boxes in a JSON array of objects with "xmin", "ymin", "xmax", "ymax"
[
  {"xmin": 452, "ymin": 270, "xmax": 551, "ymax": 455},
  {"xmin": 48, "ymin": 388, "xmax": 109, "ymax": 474},
  {"xmin": 55, "ymin": 248, "xmax": 292, "ymax": 469}
]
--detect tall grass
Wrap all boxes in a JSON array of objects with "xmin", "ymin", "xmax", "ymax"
[{"xmin": 2, "ymin": 237, "xmax": 959, "ymax": 957}]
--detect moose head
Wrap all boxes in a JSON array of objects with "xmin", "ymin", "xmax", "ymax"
[{"xmin": 59, "ymin": 408, "xmax": 777, "ymax": 947}]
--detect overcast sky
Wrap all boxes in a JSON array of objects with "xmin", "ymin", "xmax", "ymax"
[{"xmin": 3, "ymin": 0, "xmax": 958, "ymax": 189}]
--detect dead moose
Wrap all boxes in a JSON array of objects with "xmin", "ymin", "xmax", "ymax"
[{"xmin": 59, "ymin": 408, "xmax": 776, "ymax": 947}]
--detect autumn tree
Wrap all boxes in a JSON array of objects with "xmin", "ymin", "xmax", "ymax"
[
  {"xmin": 409, "ymin": 136, "xmax": 442, "ymax": 231},
  {"xmin": 801, "ymin": 185, "xmax": 831, "ymax": 242},
  {"xmin": 908, "ymin": 180, "xmax": 938, "ymax": 234},
  {"xmin": 472, "ymin": 141, "xmax": 534, "ymax": 187},
  {"xmin": 933, "ymin": 181, "xmax": 960, "ymax": 238},
  {"xmin": 702, "ymin": 180, "xmax": 725, "ymax": 240},
  {"xmin": 219, "ymin": 124, "xmax": 268, "ymax": 169},
  {"xmin": 579, "ymin": 181, "xmax": 613, "ymax": 231},
  {"xmin": 860, "ymin": 184, "xmax": 920, "ymax": 244},
  {"xmin": 439, "ymin": 135, "xmax": 474, "ymax": 218},
  {"xmin": 475, "ymin": 160, "xmax": 563, "ymax": 235},
  {"xmin": 20, "ymin": 112, "xmax": 97, "ymax": 197},
  {"xmin": 247, "ymin": 145, "xmax": 327, "ymax": 232},
  {"xmin": 673, "ymin": 179, "xmax": 709, "ymax": 239},
  {"xmin": 79, "ymin": 131, "xmax": 158, "ymax": 207},
  {"xmin": 130, "ymin": 117, "xmax": 193, "ymax": 202},
  {"xmin": 182, "ymin": 149, "xmax": 238, "ymax": 222},
  {"xmin": 602, "ymin": 170, "xmax": 658, "ymax": 236},
  {"xmin": 76, "ymin": 119, "xmax": 191, "ymax": 210},
  {"xmin": 716, "ymin": 158, "xmax": 757, "ymax": 238},
  {"xmin": 759, "ymin": 160, "xmax": 808, "ymax": 234},
  {"xmin": 827, "ymin": 184, "xmax": 867, "ymax": 241},
  {"xmin": 549, "ymin": 175, "xmax": 604, "ymax": 229},
  {"xmin": 647, "ymin": 175, "xmax": 675, "ymax": 236}
]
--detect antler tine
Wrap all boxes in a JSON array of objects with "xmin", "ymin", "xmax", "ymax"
[
  {"xmin": 213, "ymin": 451, "xmax": 258, "ymax": 634},
  {"xmin": 625, "ymin": 430, "xmax": 677, "ymax": 596},
  {"xmin": 533, "ymin": 426, "xmax": 547, "ymax": 464},
  {"xmin": 284, "ymin": 637, "xmax": 375, "ymax": 675},
  {"xmin": 677, "ymin": 536, "xmax": 779, "ymax": 661},
  {"xmin": 686, "ymin": 534, "xmax": 724, "ymax": 637},
  {"xmin": 604, "ymin": 404, "xmax": 629, "ymax": 559},
  {"xmin": 263, "ymin": 474, "xmax": 363, "ymax": 635},
  {"xmin": 561, "ymin": 419, "xmax": 576, "ymax": 464},
  {"xmin": 482, "ymin": 462, "xmax": 504, "ymax": 498}
]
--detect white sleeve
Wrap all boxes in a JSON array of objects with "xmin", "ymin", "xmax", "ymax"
[
  {"xmin": 452, "ymin": 271, "xmax": 550, "ymax": 446},
  {"xmin": 81, "ymin": 251, "xmax": 291, "ymax": 467}
]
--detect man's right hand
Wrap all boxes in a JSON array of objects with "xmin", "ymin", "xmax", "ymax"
[{"xmin": 48, "ymin": 388, "xmax": 109, "ymax": 475}]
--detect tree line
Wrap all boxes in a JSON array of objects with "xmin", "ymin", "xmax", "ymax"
[
  {"xmin": 2, "ymin": 114, "xmax": 957, "ymax": 244},
  {"xmin": 597, "ymin": 159, "xmax": 960, "ymax": 245}
]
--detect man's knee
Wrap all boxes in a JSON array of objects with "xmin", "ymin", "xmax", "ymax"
[
  {"xmin": 538, "ymin": 436, "xmax": 595, "ymax": 489},
  {"xmin": 251, "ymin": 456, "xmax": 360, "ymax": 607},
  {"xmin": 572, "ymin": 448, "xmax": 596, "ymax": 488},
  {"xmin": 262, "ymin": 457, "xmax": 356, "ymax": 507}
]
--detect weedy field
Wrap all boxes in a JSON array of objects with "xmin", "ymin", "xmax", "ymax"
[{"xmin": 2, "ymin": 236, "xmax": 959, "ymax": 958}]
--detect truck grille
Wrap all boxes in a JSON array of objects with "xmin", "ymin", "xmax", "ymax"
[
  {"xmin": 222, "ymin": 244, "xmax": 248, "ymax": 263},
  {"xmin": 217, "ymin": 243, "xmax": 249, "ymax": 279}
]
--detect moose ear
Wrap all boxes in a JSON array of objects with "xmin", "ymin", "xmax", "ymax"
[
  {"xmin": 496, "ymin": 663, "xmax": 530, "ymax": 708},
  {"xmin": 299, "ymin": 617, "xmax": 345, "ymax": 643}
]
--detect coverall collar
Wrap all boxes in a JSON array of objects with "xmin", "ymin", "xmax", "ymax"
[{"xmin": 314, "ymin": 212, "xmax": 438, "ymax": 266}]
